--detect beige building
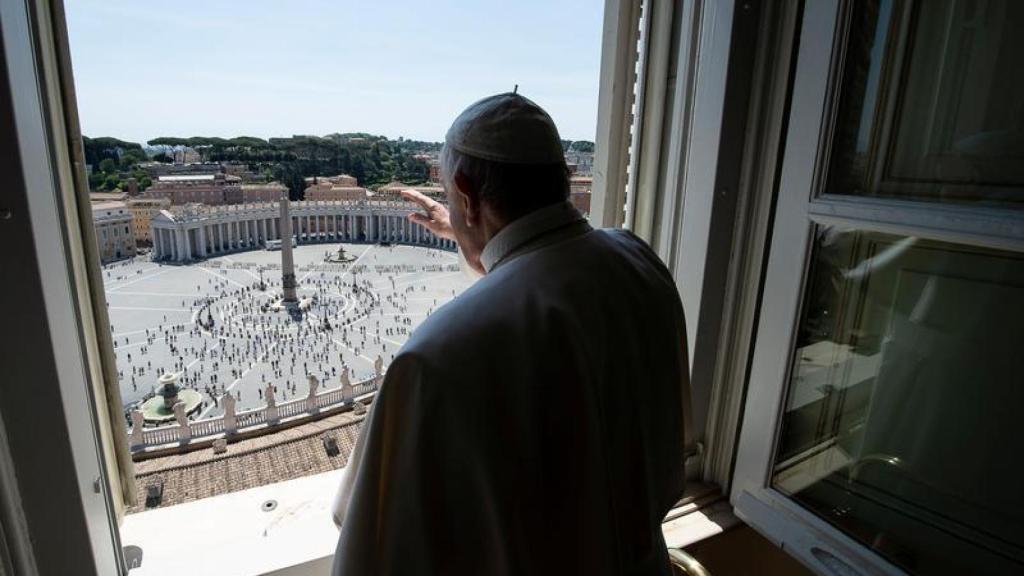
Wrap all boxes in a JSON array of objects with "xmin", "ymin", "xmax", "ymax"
[
  {"xmin": 172, "ymin": 148, "xmax": 201, "ymax": 164},
  {"xmin": 144, "ymin": 173, "xmax": 243, "ymax": 205},
  {"xmin": 126, "ymin": 197, "xmax": 171, "ymax": 246},
  {"xmin": 305, "ymin": 174, "xmax": 358, "ymax": 187},
  {"xmin": 92, "ymin": 201, "xmax": 137, "ymax": 263},
  {"xmin": 306, "ymin": 186, "xmax": 368, "ymax": 202},
  {"xmin": 569, "ymin": 175, "xmax": 592, "ymax": 216},
  {"xmin": 241, "ymin": 182, "xmax": 288, "ymax": 203},
  {"xmin": 373, "ymin": 181, "xmax": 445, "ymax": 202},
  {"xmin": 304, "ymin": 175, "xmax": 367, "ymax": 202}
]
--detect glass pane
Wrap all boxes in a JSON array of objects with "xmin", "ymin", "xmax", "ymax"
[
  {"xmin": 827, "ymin": 0, "xmax": 1024, "ymax": 207},
  {"xmin": 772, "ymin": 227, "xmax": 1024, "ymax": 573}
]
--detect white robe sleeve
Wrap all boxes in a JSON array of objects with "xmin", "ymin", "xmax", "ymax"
[
  {"xmin": 331, "ymin": 353, "xmax": 440, "ymax": 575},
  {"xmin": 331, "ymin": 412, "xmax": 366, "ymax": 529}
]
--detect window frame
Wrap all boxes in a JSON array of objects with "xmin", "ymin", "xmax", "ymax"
[
  {"xmin": 731, "ymin": 0, "xmax": 1024, "ymax": 573},
  {"xmin": 0, "ymin": 0, "xmax": 124, "ymax": 573}
]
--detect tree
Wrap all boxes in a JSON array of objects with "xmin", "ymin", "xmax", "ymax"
[
  {"xmin": 98, "ymin": 158, "xmax": 118, "ymax": 174},
  {"xmin": 102, "ymin": 174, "xmax": 120, "ymax": 190},
  {"xmin": 152, "ymin": 152, "xmax": 172, "ymax": 163},
  {"xmin": 570, "ymin": 140, "xmax": 595, "ymax": 153}
]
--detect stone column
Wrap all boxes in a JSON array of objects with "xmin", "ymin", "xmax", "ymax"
[
  {"xmin": 174, "ymin": 229, "xmax": 183, "ymax": 261},
  {"xmin": 153, "ymin": 228, "xmax": 162, "ymax": 259},
  {"xmin": 279, "ymin": 199, "xmax": 298, "ymax": 302},
  {"xmin": 197, "ymin": 225, "xmax": 207, "ymax": 258}
]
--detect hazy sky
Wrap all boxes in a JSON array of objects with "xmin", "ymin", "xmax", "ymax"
[{"xmin": 65, "ymin": 0, "xmax": 603, "ymax": 145}]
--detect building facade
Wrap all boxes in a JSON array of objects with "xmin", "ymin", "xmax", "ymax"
[
  {"xmin": 564, "ymin": 150, "xmax": 594, "ymax": 175},
  {"xmin": 141, "ymin": 162, "xmax": 221, "ymax": 178},
  {"xmin": 143, "ymin": 173, "xmax": 243, "ymax": 205},
  {"xmin": 569, "ymin": 175, "xmax": 593, "ymax": 216},
  {"xmin": 305, "ymin": 174, "xmax": 359, "ymax": 188},
  {"xmin": 304, "ymin": 175, "xmax": 368, "ymax": 201},
  {"xmin": 240, "ymin": 182, "xmax": 289, "ymax": 203},
  {"xmin": 126, "ymin": 197, "xmax": 171, "ymax": 246},
  {"xmin": 373, "ymin": 181, "xmax": 445, "ymax": 201},
  {"xmin": 92, "ymin": 201, "xmax": 137, "ymax": 263},
  {"xmin": 306, "ymin": 186, "xmax": 369, "ymax": 201},
  {"xmin": 150, "ymin": 199, "xmax": 457, "ymax": 262}
]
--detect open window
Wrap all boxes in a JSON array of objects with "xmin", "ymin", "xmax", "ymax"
[
  {"xmin": 733, "ymin": 0, "xmax": 1024, "ymax": 573},
  {"xmin": 0, "ymin": 0, "xmax": 609, "ymax": 574}
]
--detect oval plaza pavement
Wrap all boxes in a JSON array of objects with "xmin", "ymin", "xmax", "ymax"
[{"xmin": 102, "ymin": 243, "xmax": 473, "ymax": 425}]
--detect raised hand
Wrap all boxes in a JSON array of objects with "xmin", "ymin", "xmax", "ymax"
[{"xmin": 401, "ymin": 189, "xmax": 455, "ymax": 241}]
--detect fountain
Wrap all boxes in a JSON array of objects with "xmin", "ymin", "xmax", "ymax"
[{"xmin": 140, "ymin": 372, "xmax": 203, "ymax": 425}]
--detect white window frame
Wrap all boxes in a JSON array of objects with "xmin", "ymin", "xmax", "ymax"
[
  {"xmin": 730, "ymin": 1, "xmax": 1024, "ymax": 574},
  {"xmin": 0, "ymin": 0, "xmax": 124, "ymax": 574}
]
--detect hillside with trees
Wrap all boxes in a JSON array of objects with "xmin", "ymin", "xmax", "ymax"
[
  {"xmin": 83, "ymin": 133, "xmax": 594, "ymax": 199},
  {"xmin": 83, "ymin": 136, "xmax": 152, "ymax": 191}
]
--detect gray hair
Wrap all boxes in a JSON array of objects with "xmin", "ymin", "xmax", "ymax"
[{"xmin": 440, "ymin": 145, "xmax": 570, "ymax": 221}]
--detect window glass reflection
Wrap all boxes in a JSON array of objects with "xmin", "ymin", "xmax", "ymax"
[
  {"xmin": 773, "ymin": 227, "xmax": 1024, "ymax": 574},
  {"xmin": 827, "ymin": 0, "xmax": 1024, "ymax": 207}
]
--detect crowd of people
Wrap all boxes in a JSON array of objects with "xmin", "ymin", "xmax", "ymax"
[{"xmin": 104, "ymin": 245, "xmax": 468, "ymax": 428}]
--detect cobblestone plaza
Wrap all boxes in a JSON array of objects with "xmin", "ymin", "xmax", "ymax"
[{"xmin": 102, "ymin": 243, "xmax": 473, "ymax": 423}]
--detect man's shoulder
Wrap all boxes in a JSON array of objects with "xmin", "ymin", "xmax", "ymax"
[{"xmin": 400, "ymin": 277, "xmax": 510, "ymax": 355}]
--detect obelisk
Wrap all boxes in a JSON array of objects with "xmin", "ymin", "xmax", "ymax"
[{"xmin": 279, "ymin": 196, "xmax": 298, "ymax": 303}]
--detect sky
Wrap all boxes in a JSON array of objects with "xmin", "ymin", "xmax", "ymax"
[{"xmin": 65, "ymin": 0, "xmax": 604, "ymax": 145}]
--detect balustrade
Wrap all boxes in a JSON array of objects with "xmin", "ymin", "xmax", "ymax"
[{"xmin": 129, "ymin": 375, "xmax": 381, "ymax": 452}]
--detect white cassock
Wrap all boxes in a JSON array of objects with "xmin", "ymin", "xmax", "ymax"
[{"xmin": 332, "ymin": 201, "xmax": 688, "ymax": 576}]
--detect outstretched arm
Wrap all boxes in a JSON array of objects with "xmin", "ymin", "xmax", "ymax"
[{"xmin": 401, "ymin": 189, "xmax": 455, "ymax": 241}]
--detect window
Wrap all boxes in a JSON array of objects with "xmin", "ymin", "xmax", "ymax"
[
  {"xmin": 3, "ymin": 0, "xmax": 606, "ymax": 573},
  {"xmin": 733, "ymin": 0, "xmax": 1024, "ymax": 573}
]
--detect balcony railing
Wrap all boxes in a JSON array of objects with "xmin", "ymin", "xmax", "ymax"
[{"xmin": 128, "ymin": 371, "xmax": 381, "ymax": 454}]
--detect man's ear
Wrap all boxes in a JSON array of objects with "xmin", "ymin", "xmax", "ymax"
[{"xmin": 453, "ymin": 172, "xmax": 479, "ymax": 228}]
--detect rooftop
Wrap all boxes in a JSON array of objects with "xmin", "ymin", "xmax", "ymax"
[
  {"xmin": 92, "ymin": 200, "xmax": 128, "ymax": 211},
  {"xmin": 90, "ymin": 191, "xmax": 129, "ymax": 201},
  {"xmin": 158, "ymin": 174, "xmax": 217, "ymax": 182},
  {"xmin": 130, "ymin": 409, "xmax": 366, "ymax": 512}
]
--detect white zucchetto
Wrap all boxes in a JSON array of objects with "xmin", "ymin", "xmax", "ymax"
[{"xmin": 445, "ymin": 92, "xmax": 565, "ymax": 164}]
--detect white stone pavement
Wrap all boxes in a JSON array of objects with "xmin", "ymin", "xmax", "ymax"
[{"xmin": 102, "ymin": 244, "xmax": 471, "ymax": 424}]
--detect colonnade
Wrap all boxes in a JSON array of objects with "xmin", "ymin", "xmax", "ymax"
[{"xmin": 151, "ymin": 201, "xmax": 457, "ymax": 262}]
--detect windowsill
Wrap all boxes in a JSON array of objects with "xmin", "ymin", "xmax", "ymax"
[
  {"xmin": 122, "ymin": 474, "xmax": 738, "ymax": 576},
  {"xmin": 121, "ymin": 468, "xmax": 345, "ymax": 576},
  {"xmin": 662, "ymin": 482, "xmax": 740, "ymax": 548}
]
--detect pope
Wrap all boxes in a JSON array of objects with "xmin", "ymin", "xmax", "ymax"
[{"xmin": 332, "ymin": 92, "xmax": 689, "ymax": 576}]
